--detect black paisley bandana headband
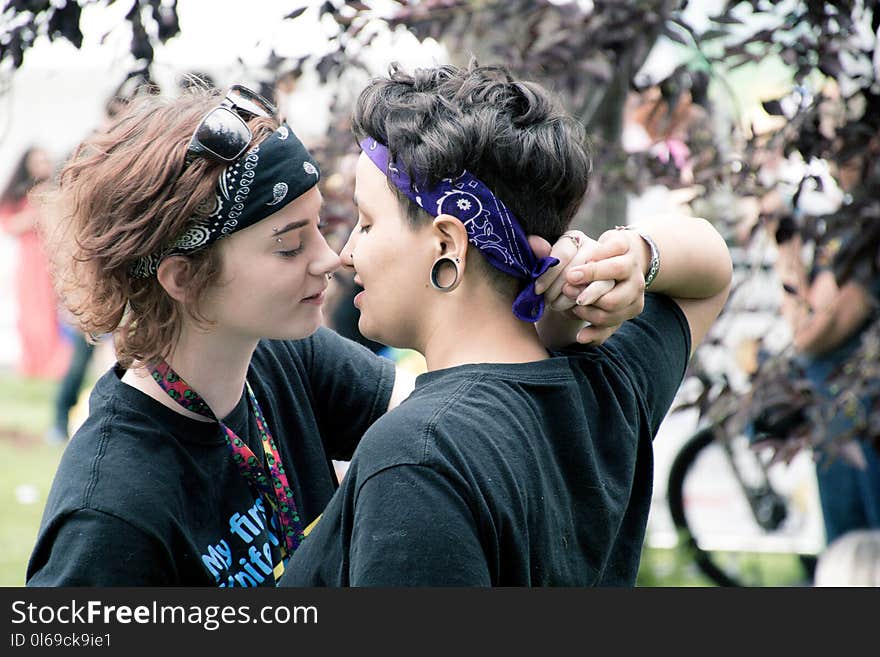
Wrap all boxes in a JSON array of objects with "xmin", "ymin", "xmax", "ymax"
[{"xmin": 130, "ymin": 123, "xmax": 320, "ymax": 278}]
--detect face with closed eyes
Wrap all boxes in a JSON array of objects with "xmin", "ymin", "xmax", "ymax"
[
  {"xmin": 338, "ymin": 152, "xmax": 435, "ymax": 349},
  {"xmin": 199, "ymin": 186, "xmax": 341, "ymax": 341}
]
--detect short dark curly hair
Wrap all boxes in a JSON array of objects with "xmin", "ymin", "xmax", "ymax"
[{"xmin": 352, "ymin": 61, "xmax": 592, "ymax": 243}]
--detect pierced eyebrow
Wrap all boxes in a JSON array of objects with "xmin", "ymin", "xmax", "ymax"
[{"xmin": 273, "ymin": 219, "xmax": 309, "ymax": 237}]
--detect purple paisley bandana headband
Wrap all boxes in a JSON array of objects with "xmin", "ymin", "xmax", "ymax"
[
  {"xmin": 360, "ymin": 138, "xmax": 558, "ymax": 322},
  {"xmin": 130, "ymin": 123, "xmax": 321, "ymax": 278}
]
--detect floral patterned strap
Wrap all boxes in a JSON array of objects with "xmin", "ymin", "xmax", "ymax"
[
  {"xmin": 149, "ymin": 360, "xmax": 304, "ymax": 558},
  {"xmin": 245, "ymin": 382, "xmax": 305, "ymax": 553},
  {"xmin": 151, "ymin": 361, "xmax": 213, "ymax": 416}
]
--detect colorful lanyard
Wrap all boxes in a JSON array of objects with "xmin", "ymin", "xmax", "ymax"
[{"xmin": 149, "ymin": 360, "xmax": 305, "ymax": 559}]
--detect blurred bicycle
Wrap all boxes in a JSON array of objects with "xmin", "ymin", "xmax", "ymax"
[
  {"xmin": 665, "ymin": 363, "xmax": 824, "ymax": 587},
  {"xmin": 662, "ymin": 239, "xmax": 826, "ymax": 587}
]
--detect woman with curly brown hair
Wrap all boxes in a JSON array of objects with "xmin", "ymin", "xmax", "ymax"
[
  {"xmin": 26, "ymin": 83, "xmax": 635, "ymax": 586},
  {"xmin": 25, "ymin": 85, "xmax": 406, "ymax": 586}
]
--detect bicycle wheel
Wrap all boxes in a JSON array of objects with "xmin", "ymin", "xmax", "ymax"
[{"xmin": 667, "ymin": 425, "xmax": 821, "ymax": 586}]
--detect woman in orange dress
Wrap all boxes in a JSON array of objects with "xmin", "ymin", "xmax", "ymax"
[{"xmin": 0, "ymin": 147, "xmax": 70, "ymax": 379}]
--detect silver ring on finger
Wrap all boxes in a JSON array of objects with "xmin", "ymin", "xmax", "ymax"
[{"xmin": 561, "ymin": 232, "xmax": 582, "ymax": 248}]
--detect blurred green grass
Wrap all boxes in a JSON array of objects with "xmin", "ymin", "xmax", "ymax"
[{"xmin": 0, "ymin": 371, "xmax": 64, "ymax": 586}]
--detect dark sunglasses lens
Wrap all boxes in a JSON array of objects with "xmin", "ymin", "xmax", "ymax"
[
  {"xmin": 194, "ymin": 107, "xmax": 251, "ymax": 161},
  {"xmin": 227, "ymin": 85, "xmax": 276, "ymax": 118}
]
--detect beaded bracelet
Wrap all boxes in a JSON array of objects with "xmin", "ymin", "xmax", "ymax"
[{"xmin": 615, "ymin": 225, "xmax": 660, "ymax": 289}]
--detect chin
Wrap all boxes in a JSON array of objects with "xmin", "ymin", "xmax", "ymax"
[
  {"xmin": 277, "ymin": 311, "xmax": 324, "ymax": 341},
  {"xmin": 357, "ymin": 317, "xmax": 379, "ymax": 343},
  {"xmin": 358, "ymin": 317, "xmax": 388, "ymax": 345},
  {"xmin": 359, "ymin": 317, "xmax": 410, "ymax": 351}
]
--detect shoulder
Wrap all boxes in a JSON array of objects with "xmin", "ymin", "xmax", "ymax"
[
  {"xmin": 350, "ymin": 370, "xmax": 530, "ymax": 474},
  {"xmin": 346, "ymin": 379, "xmax": 469, "ymax": 472},
  {"xmin": 56, "ymin": 417, "xmax": 179, "ymax": 503},
  {"xmin": 47, "ymin": 377, "xmax": 195, "ymax": 523},
  {"xmin": 355, "ymin": 396, "xmax": 443, "ymax": 463},
  {"xmin": 251, "ymin": 336, "xmax": 308, "ymax": 377},
  {"xmin": 258, "ymin": 327, "xmax": 362, "ymax": 358}
]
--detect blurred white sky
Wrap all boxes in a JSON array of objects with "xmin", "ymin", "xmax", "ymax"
[
  {"xmin": 0, "ymin": 0, "xmax": 799, "ymax": 175},
  {"xmin": 0, "ymin": 0, "xmax": 447, "ymax": 179}
]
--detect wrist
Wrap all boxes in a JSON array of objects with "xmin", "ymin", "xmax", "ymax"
[{"xmin": 615, "ymin": 225, "xmax": 659, "ymax": 289}]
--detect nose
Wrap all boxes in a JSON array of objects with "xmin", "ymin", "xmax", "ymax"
[
  {"xmin": 310, "ymin": 233, "xmax": 342, "ymax": 278},
  {"xmin": 339, "ymin": 231, "xmax": 358, "ymax": 272}
]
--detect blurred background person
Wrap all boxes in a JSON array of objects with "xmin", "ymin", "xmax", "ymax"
[
  {"xmin": 0, "ymin": 146, "xmax": 71, "ymax": 380},
  {"xmin": 772, "ymin": 148, "xmax": 880, "ymax": 548}
]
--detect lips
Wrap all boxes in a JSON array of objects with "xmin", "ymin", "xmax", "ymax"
[
  {"xmin": 352, "ymin": 275, "xmax": 365, "ymax": 308},
  {"xmin": 301, "ymin": 286, "xmax": 327, "ymax": 303}
]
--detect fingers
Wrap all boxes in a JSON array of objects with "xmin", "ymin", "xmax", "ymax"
[
  {"xmin": 576, "ymin": 323, "xmax": 621, "ymax": 345},
  {"xmin": 569, "ymin": 302, "xmax": 630, "ymax": 327},
  {"xmin": 527, "ymin": 235, "xmax": 552, "ymax": 260},
  {"xmin": 532, "ymin": 233, "xmax": 579, "ymax": 295},
  {"xmin": 593, "ymin": 230, "xmax": 631, "ymax": 259},
  {"xmin": 536, "ymin": 231, "xmax": 597, "ymax": 301},
  {"xmin": 575, "ymin": 279, "xmax": 617, "ymax": 307},
  {"xmin": 573, "ymin": 279, "xmax": 615, "ymax": 307},
  {"xmin": 560, "ymin": 277, "xmax": 644, "ymax": 326},
  {"xmin": 550, "ymin": 294, "xmax": 578, "ymax": 313},
  {"xmin": 552, "ymin": 279, "xmax": 611, "ymax": 312},
  {"xmin": 579, "ymin": 279, "xmax": 645, "ymax": 314},
  {"xmin": 566, "ymin": 254, "xmax": 638, "ymax": 286}
]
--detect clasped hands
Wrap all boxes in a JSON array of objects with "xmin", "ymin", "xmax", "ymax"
[{"xmin": 532, "ymin": 228, "xmax": 647, "ymax": 345}]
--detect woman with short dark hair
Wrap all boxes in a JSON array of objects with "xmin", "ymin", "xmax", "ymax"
[{"xmin": 282, "ymin": 63, "xmax": 732, "ymax": 586}]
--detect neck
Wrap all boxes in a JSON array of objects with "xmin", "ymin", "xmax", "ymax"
[
  {"xmin": 122, "ymin": 323, "xmax": 258, "ymax": 421},
  {"xmin": 420, "ymin": 285, "xmax": 549, "ymax": 371}
]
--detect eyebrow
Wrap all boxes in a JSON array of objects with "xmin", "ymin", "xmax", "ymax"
[
  {"xmin": 353, "ymin": 193, "xmax": 372, "ymax": 216},
  {"xmin": 273, "ymin": 219, "xmax": 309, "ymax": 237}
]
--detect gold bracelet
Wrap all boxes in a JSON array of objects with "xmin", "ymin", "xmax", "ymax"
[{"xmin": 615, "ymin": 225, "xmax": 660, "ymax": 289}]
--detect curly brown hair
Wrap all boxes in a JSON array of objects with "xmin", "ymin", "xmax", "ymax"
[{"xmin": 41, "ymin": 89, "xmax": 280, "ymax": 368}]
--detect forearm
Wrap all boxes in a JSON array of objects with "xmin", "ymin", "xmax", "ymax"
[
  {"xmin": 793, "ymin": 311, "xmax": 843, "ymax": 355},
  {"xmin": 624, "ymin": 216, "xmax": 732, "ymax": 300},
  {"xmin": 790, "ymin": 278, "xmax": 873, "ymax": 356},
  {"xmin": 779, "ymin": 293, "xmax": 810, "ymax": 340}
]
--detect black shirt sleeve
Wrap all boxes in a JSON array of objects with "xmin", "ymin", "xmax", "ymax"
[
  {"xmin": 589, "ymin": 293, "xmax": 691, "ymax": 434},
  {"xmin": 26, "ymin": 509, "xmax": 175, "ymax": 586},
  {"xmin": 293, "ymin": 327, "xmax": 396, "ymax": 460}
]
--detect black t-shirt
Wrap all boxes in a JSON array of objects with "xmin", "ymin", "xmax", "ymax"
[
  {"xmin": 280, "ymin": 294, "xmax": 690, "ymax": 586},
  {"xmin": 26, "ymin": 328, "xmax": 394, "ymax": 587}
]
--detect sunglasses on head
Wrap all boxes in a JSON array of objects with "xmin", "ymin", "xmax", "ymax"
[{"xmin": 186, "ymin": 84, "xmax": 278, "ymax": 164}]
